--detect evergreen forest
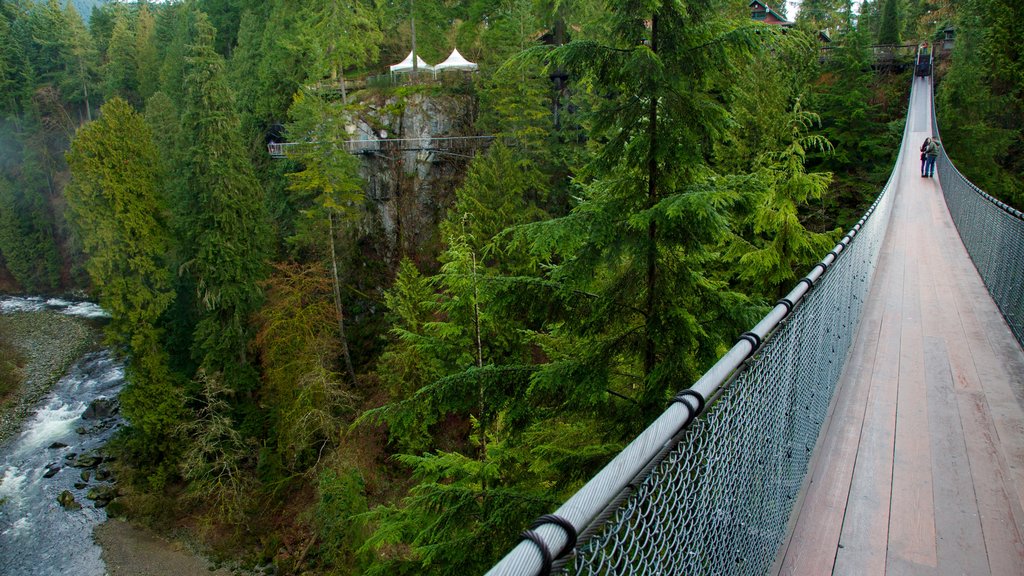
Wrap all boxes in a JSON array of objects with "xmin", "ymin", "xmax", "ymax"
[{"xmin": 0, "ymin": 0, "xmax": 1020, "ymax": 573}]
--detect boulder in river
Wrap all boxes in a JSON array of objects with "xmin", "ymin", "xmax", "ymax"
[
  {"xmin": 81, "ymin": 397, "xmax": 118, "ymax": 420},
  {"xmin": 43, "ymin": 463, "xmax": 61, "ymax": 478},
  {"xmin": 80, "ymin": 469, "xmax": 91, "ymax": 482},
  {"xmin": 70, "ymin": 452, "xmax": 102, "ymax": 469},
  {"xmin": 47, "ymin": 441, "xmax": 68, "ymax": 449},
  {"xmin": 57, "ymin": 490, "xmax": 81, "ymax": 510}
]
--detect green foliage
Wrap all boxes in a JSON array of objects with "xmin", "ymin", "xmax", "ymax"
[
  {"xmin": 936, "ymin": 0, "xmax": 1024, "ymax": 209},
  {"xmin": 806, "ymin": 25, "xmax": 907, "ymax": 225},
  {"xmin": 361, "ymin": 441, "xmax": 556, "ymax": 576},
  {"xmin": 314, "ymin": 466, "xmax": 370, "ymax": 573},
  {"xmin": 877, "ymin": 0, "xmax": 902, "ymax": 44},
  {"xmin": 0, "ymin": 327, "xmax": 23, "ymax": 403},
  {"xmin": 135, "ymin": 3, "xmax": 160, "ymax": 102},
  {"xmin": 255, "ymin": 263, "xmax": 352, "ymax": 472},
  {"xmin": 729, "ymin": 105, "xmax": 841, "ymax": 298},
  {"xmin": 179, "ymin": 8, "xmax": 269, "ymax": 396},
  {"xmin": 516, "ymin": 1, "xmax": 764, "ymax": 424},
  {"xmin": 65, "ymin": 97, "xmax": 184, "ymax": 474}
]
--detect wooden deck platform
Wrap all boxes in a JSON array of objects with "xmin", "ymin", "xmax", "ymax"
[{"xmin": 777, "ymin": 78, "xmax": 1024, "ymax": 575}]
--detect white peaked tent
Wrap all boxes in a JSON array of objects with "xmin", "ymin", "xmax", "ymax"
[
  {"xmin": 434, "ymin": 47, "xmax": 478, "ymax": 72},
  {"xmin": 389, "ymin": 51, "xmax": 434, "ymax": 74}
]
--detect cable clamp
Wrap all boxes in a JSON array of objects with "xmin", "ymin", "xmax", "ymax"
[
  {"xmin": 739, "ymin": 331, "xmax": 762, "ymax": 360},
  {"xmin": 530, "ymin": 514, "xmax": 578, "ymax": 561},
  {"xmin": 670, "ymin": 389, "xmax": 706, "ymax": 429},
  {"xmin": 519, "ymin": 529, "xmax": 553, "ymax": 576},
  {"xmin": 775, "ymin": 298, "xmax": 794, "ymax": 315}
]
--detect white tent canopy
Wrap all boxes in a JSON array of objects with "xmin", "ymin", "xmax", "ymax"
[
  {"xmin": 434, "ymin": 48, "xmax": 478, "ymax": 72},
  {"xmin": 389, "ymin": 51, "xmax": 434, "ymax": 73}
]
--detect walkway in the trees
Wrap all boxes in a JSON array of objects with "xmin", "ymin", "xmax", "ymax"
[
  {"xmin": 778, "ymin": 78, "xmax": 1024, "ymax": 575},
  {"xmin": 267, "ymin": 135, "xmax": 497, "ymax": 159}
]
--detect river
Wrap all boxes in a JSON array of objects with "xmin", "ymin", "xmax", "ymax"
[{"xmin": 0, "ymin": 296, "xmax": 121, "ymax": 576}]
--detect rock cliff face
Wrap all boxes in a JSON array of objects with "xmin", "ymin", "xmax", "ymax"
[{"xmin": 353, "ymin": 90, "xmax": 479, "ymax": 262}]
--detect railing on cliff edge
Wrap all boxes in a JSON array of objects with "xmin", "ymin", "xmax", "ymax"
[
  {"xmin": 484, "ymin": 76, "xmax": 919, "ymax": 576},
  {"xmin": 267, "ymin": 135, "xmax": 499, "ymax": 159},
  {"xmin": 932, "ymin": 82, "xmax": 1024, "ymax": 349}
]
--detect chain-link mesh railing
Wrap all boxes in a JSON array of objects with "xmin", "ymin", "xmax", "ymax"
[
  {"xmin": 933, "ymin": 104, "xmax": 1024, "ymax": 348},
  {"xmin": 485, "ymin": 66, "xmax": 917, "ymax": 576}
]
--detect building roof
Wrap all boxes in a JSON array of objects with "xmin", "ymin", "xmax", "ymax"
[{"xmin": 749, "ymin": 0, "xmax": 791, "ymax": 25}]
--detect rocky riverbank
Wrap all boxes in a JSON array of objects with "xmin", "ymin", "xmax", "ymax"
[{"xmin": 0, "ymin": 311, "xmax": 100, "ymax": 443}]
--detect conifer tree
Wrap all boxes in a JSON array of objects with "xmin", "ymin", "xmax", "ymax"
[
  {"xmin": 135, "ymin": 3, "xmax": 160, "ymax": 102},
  {"xmin": 65, "ymin": 97, "xmax": 184, "ymax": 477},
  {"xmin": 730, "ymin": 103, "xmax": 841, "ymax": 298},
  {"xmin": 102, "ymin": 9, "xmax": 138, "ymax": 105},
  {"xmin": 60, "ymin": 2, "xmax": 98, "ymax": 122},
  {"xmin": 299, "ymin": 0, "xmax": 382, "ymax": 102},
  {"xmin": 179, "ymin": 8, "xmax": 269, "ymax": 399},
  {"xmin": 877, "ymin": 0, "xmax": 902, "ymax": 44},
  {"xmin": 516, "ymin": 0, "xmax": 763, "ymax": 423},
  {"xmin": 284, "ymin": 89, "xmax": 364, "ymax": 387}
]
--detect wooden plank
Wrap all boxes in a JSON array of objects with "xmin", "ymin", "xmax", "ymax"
[
  {"xmin": 777, "ymin": 255, "xmax": 889, "ymax": 575},
  {"xmin": 831, "ymin": 167, "xmax": 913, "ymax": 576},
  {"xmin": 957, "ymin": 390, "xmax": 1024, "ymax": 574},
  {"xmin": 886, "ymin": 246, "xmax": 938, "ymax": 573},
  {"xmin": 921, "ymin": 335, "xmax": 990, "ymax": 576},
  {"xmin": 917, "ymin": 193, "xmax": 992, "ymax": 576}
]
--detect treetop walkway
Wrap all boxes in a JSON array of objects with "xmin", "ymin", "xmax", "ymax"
[{"xmin": 487, "ymin": 74, "xmax": 1024, "ymax": 575}]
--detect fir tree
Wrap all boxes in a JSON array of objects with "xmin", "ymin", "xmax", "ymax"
[
  {"xmin": 516, "ymin": 0, "xmax": 764, "ymax": 424},
  {"xmin": 102, "ymin": 9, "xmax": 138, "ymax": 105},
  {"xmin": 179, "ymin": 8, "xmax": 269, "ymax": 399},
  {"xmin": 877, "ymin": 0, "xmax": 902, "ymax": 44}
]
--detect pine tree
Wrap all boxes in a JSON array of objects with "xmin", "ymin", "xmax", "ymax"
[
  {"xmin": 284, "ymin": 89, "xmax": 365, "ymax": 387},
  {"xmin": 299, "ymin": 0, "xmax": 382, "ymax": 101},
  {"xmin": 877, "ymin": 0, "xmax": 902, "ymax": 44},
  {"xmin": 730, "ymin": 103, "xmax": 841, "ymax": 298},
  {"xmin": 103, "ymin": 10, "xmax": 139, "ymax": 105},
  {"xmin": 65, "ymin": 97, "xmax": 184, "ymax": 478},
  {"xmin": 135, "ymin": 2, "xmax": 160, "ymax": 102},
  {"xmin": 179, "ymin": 8, "xmax": 270, "ymax": 399},
  {"xmin": 515, "ymin": 0, "xmax": 764, "ymax": 423}
]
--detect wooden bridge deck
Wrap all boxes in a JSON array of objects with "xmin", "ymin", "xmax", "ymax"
[{"xmin": 778, "ymin": 78, "xmax": 1024, "ymax": 575}]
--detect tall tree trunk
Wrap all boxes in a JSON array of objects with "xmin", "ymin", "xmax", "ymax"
[
  {"xmin": 471, "ymin": 249, "xmax": 486, "ymax": 466},
  {"xmin": 80, "ymin": 60, "xmax": 91, "ymax": 122},
  {"xmin": 328, "ymin": 212, "xmax": 357, "ymax": 387},
  {"xmin": 643, "ymin": 15, "xmax": 659, "ymax": 379}
]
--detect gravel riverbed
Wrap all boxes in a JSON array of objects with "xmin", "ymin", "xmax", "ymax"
[{"xmin": 0, "ymin": 311, "xmax": 99, "ymax": 443}]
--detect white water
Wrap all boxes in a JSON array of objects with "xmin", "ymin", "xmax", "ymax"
[
  {"xmin": 0, "ymin": 296, "xmax": 108, "ymax": 319},
  {"xmin": 1, "ymin": 297, "xmax": 120, "ymax": 576}
]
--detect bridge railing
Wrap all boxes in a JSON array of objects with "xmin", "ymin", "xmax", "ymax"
[
  {"xmin": 268, "ymin": 136, "xmax": 499, "ymax": 158},
  {"xmin": 932, "ymin": 88, "xmax": 1024, "ymax": 348},
  {"xmin": 485, "ymin": 75, "xmax": 916, "ymax": 576}
]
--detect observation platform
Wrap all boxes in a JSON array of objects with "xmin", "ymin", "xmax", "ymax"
[{"xmin": 779, "ymin": 78, "xmax": 1024, "ymax": 574}]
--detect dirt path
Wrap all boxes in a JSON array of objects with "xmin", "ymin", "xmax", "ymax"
[{"xmin": 93, "ymin": 519, "xmax": 234, "ymax": 576}]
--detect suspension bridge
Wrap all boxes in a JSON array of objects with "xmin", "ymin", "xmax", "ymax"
[
  {"xmin": 486, "ymin": 75, "xmax": 1024, "ymax": 574},
  {"xmin": 267, "ymin": 135, "xmax": 497, "ymax": 160}
]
